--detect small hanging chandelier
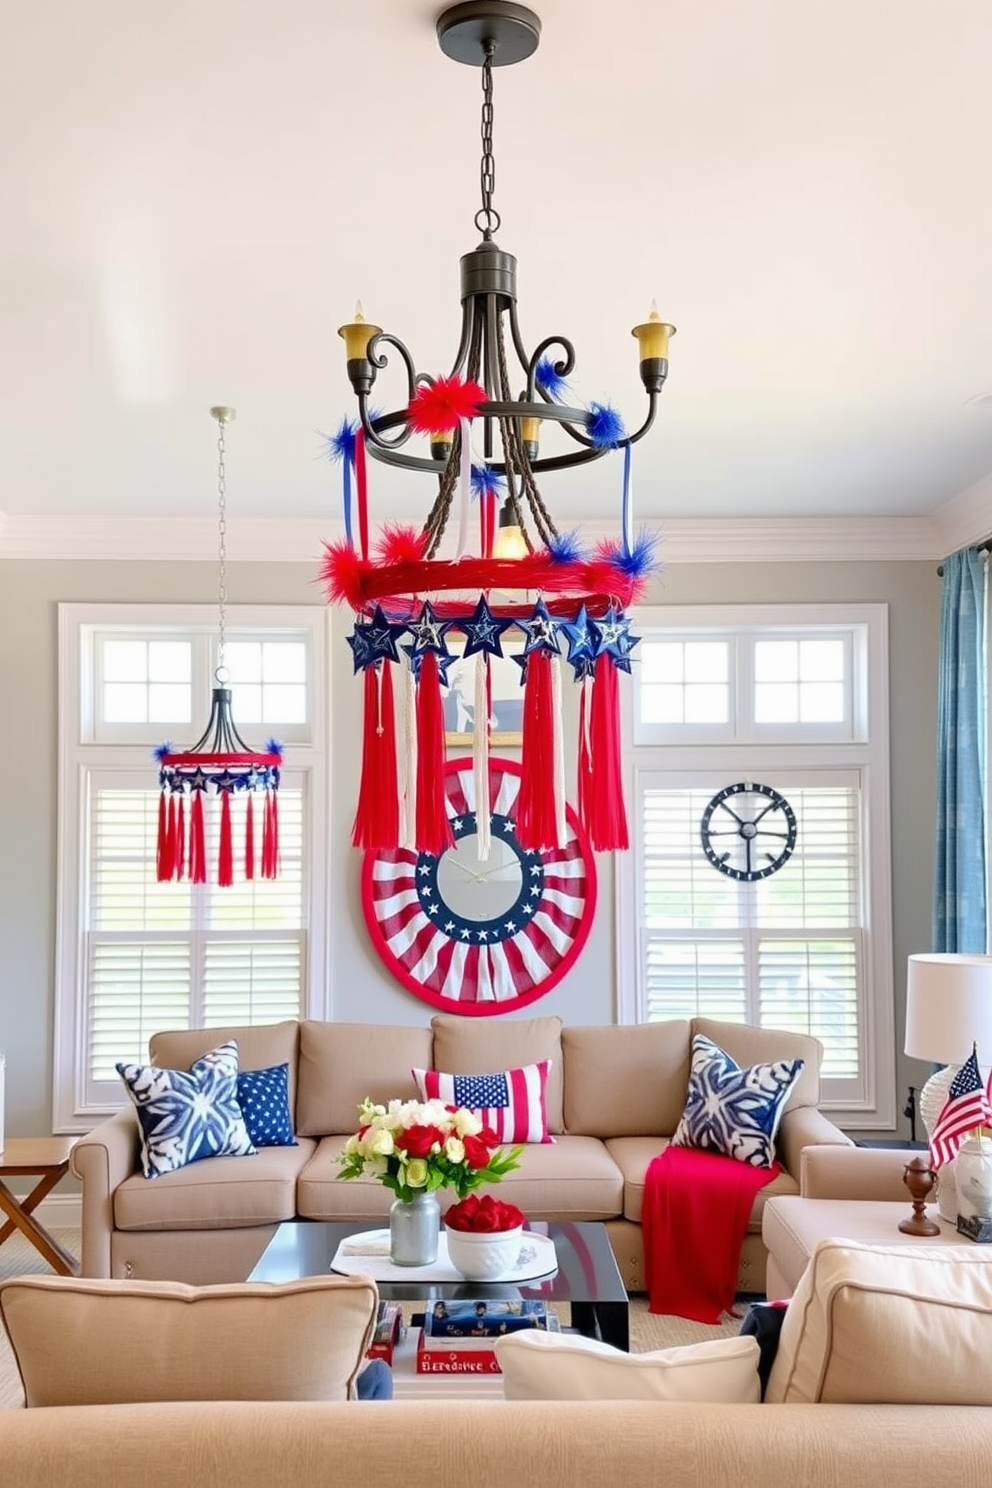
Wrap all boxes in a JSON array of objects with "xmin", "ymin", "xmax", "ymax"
[
  {"xmin": 321, "ymin": 1, "xmax": 675, "ymax": 857},
  {"xmin": 155, "ymin": 407, "xmax": 283, "ymax": 886}
]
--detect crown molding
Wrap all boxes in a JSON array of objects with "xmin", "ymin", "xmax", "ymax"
[{"xmin": 0, "ymin": 511, "xmax": 952, "ymax": 563}]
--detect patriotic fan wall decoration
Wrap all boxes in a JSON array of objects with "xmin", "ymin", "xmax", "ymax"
[
  {"xmin": 361, "ymin": 758, "xmax": 596, "ymax": 1014},
  {"xmin": 321, "ymin": 3, "xmax": 675, "ymax": 865},
  {"xmin": 155, "ymin": 408, "xmax": 283, "ymax": 888}
]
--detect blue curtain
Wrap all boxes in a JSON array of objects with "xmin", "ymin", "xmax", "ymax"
[{"xmin": 933, "ymin": 547, "xmax": 987, "ymax": 952}]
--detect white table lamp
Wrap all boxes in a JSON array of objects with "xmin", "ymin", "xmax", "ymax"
[{"xmin": 905, "ymin": 953, "xmax": 992, "ymax": 1221}]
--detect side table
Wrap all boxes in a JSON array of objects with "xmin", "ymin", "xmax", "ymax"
[{"xmin": 0, "ymin": 1137, "xmax": 80, "ymax": 1276}]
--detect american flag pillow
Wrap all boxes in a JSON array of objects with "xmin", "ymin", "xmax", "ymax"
[{"xmin": 412, "ymin": 1061, "xmax": 553, "ymax": 1145}]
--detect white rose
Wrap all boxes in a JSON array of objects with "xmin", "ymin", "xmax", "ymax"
[
  {"xmin": 364, "ymin": 1127, "xmax": 395, "ymax": 1158},
  {"xmin": 452, "ymin": 1107, "xmax": 483, "ymax": 1138},
  {"xmin": 444, "ymin": 1136, "xmax": 466, "ymax": 1164},
  {"xmin": 404, "ymin": 1158, "xmax": 429, "ymax": 1188},
  {"xmin": 343, "ymin": 1133, "xmax": 361, "ymax": 1157}
]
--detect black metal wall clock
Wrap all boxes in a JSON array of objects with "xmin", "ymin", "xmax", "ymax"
[{"xmin": 700, "ymin": 782, "xmax": 797, "ymax": 882}]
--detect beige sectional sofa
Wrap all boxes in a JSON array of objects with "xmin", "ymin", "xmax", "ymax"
[
  {"xmin": 6, "ymin": 1400, "xmax": 992, "ymax": 1488},
  {"xmin": 71, "ymin": 1012, "xmax": 852, "ymax": 1292}
]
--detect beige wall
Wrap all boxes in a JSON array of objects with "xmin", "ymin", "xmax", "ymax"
[{"xmin": 0, "ymin": 556, "xmax": 940, "ymax": 1139}]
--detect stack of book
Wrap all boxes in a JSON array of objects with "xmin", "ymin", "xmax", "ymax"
[
  {"xmin": 366, "ymin": 1301, "xmax": 403, "ymax": 1365},
  {"xmin": 415, "ymin": 1298, "xmax": 558, "ymax": 1375}
]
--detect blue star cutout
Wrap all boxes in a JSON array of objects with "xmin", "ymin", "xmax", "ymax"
[
  {"xmin": 403, "ymin": 645, "xmax": 458, "ymax": 686},
  {"xmin": 346, "ymin": 623, "xmax": 376, "ymax": 674},
  {"xmin": 518, "ymin": 600, "xmax": 561, "ymax": 657},
  {"xmin": 406, "ymin": 600, "xmax": 451, "ymax": 657},
  {"xmin": 589, "ymin": 606, "xmax": 638, "ymax": 662},
  {"xmin": 458, "ymin": 595, "xmax": 514, "ymax": 660},
  {"xmin": 364, "ymin": 605, "xmax": 406, "ymax": 665},
  {"xmin": 559, "ymin": 604, "xmax": 596, "ymax": 679}
]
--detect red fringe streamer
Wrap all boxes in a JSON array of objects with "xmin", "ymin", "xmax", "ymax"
[
  {"xmin": 415, "ymin": 652, "xmax": 454, "ymax": 855},
  {"xmin": 578, "ymin": 679, "xmax": 593, "ymax": 839},
  {"xmin": 175, "ymin": 796, "xmax": 186, "ymax": 881},
  {"xmin": 587, "ymin": 654, "xmax": 628, "ymax": 851},
  {"xmin": 516, "ymin": 650, "xmax": 560, "ymax": 850},
  {"xmin": 156, "ymin": 791, "xmax": 169, "ymax": 882},
  {"xmin": 189, "ymin": 792, "xmax": 207, "ymax": 884},
  {"xmin": 262, "ymin": 790, "xmax": 279, "ymax": 879},
  {"xmin": 218, "ymin": 790, "xmax": 234, "ymax": 888},
  {"xmin": 352, "ymin": 666, "xmax": 399, "ymax": 849},
  {"xmin": 245, "ymin": 793, "xmax": 255, "ymax": 881}
]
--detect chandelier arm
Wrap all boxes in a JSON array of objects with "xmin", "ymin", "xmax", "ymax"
[
  {"xmin": 447, "ymin": 300, "xmax": 475, "ymax": 380},
  {"xmin": 497, "ymin": 313, "xmax": 556, "ymax": 545},
  {"xmin": 425, "ymin": 313, "xmax": 482, "ymax": 556},
  {"xmin": 356, "ymin": 334, "xmax": 421, "ymax": 451},
  {"xmin": 523, "ymin": 334, "xmax": 577, "ymax": 401}
]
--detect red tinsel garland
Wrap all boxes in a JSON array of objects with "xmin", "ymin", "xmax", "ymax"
[
  {"xmin": 516, "ymin": 650, "xmax": 560, "ymax": 850},
  {"xmin": 415, "ymin": 652, "xmax": 454, "ymax": 855},
  {"xmin": 586, "ymin": 653, "xmax": 628, "ymax": 851}
]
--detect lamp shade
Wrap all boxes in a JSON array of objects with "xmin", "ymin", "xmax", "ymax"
[{"xmin": 905, "ymin": 953, "xmax": 992, "ymax": 1065}]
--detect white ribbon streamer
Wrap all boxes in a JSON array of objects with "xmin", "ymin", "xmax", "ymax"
[
  {"xmin": 474, "ymin": 652, "xmax": 492, "ymax": 860},
  {"xmin": 400, "ymin": 657, "xmax": 417, "ymax": 850},
  {"xmin": 454, "ymin": 416, "xmax": 472, "ymax": 560}
]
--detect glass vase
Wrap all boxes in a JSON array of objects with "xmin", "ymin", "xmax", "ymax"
[{"xmin": 389, "ymin": 1190, "xmax": 440, "ymax": 1266}]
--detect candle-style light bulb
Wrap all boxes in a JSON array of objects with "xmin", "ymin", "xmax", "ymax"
[
  {"xmin": 631, "ymin": 301, "xmax": 676, "ymax": 393},
  {"xmin": 338, "ymin": 301, "xmax": 382, "ymax": 362}
]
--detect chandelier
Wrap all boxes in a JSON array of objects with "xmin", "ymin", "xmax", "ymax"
[
  {"xmin": 321, "ymin": 1, "xmax": 674, "ymax": 858},
  {"xmin": 155, "ymin": 408, "xmax": 283, "ymax": 886}
]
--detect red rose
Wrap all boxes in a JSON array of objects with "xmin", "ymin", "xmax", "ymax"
[
  {"xmin": 394, "ymin": 1123, "xmax": 442, "ymax": 1158},
  {"xmin": 445, "ymin": 1194, "xmax": 480, "ymax": 1231},
  {"xmin": 477, "ymin": 1125, "xmax": 501, "ymax": 1149},
  {"xmin": 462, "ymin": 1134, "xmax": 493, "ymax": 1170}
]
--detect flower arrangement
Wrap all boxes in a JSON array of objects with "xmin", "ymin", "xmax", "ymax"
[{"xmin": 338, "ymin": 1098, "xmax": 523, "ymax": 1204}]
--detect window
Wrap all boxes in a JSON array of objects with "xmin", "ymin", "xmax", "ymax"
[
  {"xmin": 55, "ymin": 604, "xmax": 329, "ymax": 1128},
  {"xmin": 619, "ymin": 604, "xmax": 894, "ymax": 1127}
]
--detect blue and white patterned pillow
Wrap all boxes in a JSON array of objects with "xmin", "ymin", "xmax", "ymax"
[
  {"xmin": 117, "ymin": 1039, "xmax": 256, "ymax": 1179},
  {"xmin": 671, "ymin": 1034, "xmax": 804, "ymax": 1168},
  {"xmin": 237, "ymin": 1063, "xmax": 297, "ymax": 1148}
]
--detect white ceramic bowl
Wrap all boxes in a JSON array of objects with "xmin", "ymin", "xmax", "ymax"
[{"xmin": 444, "ymin": 1223, "xmax": 524, "ymax": 1281}]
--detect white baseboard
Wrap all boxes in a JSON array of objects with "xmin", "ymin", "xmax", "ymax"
[{"xmin": 28, "ymin": 1195, "xmax": 81, "ymax": 1230}]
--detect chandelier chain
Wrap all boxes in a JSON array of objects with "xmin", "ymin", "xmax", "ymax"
[
  {"xmin": 216, "ymin": 417, "xmax": 228, "ymax": 673},
  {"xmin": 476, "ymin": 41, "xmax": 500, "ymax": 239}
]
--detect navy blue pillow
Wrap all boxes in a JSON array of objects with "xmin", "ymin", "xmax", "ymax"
[{"xmin": 236, "ymin": 1063, "xmax": 297, "ymax": 1148}]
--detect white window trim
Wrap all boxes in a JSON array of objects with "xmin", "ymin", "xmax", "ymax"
[
  {"xmin": 54, "ymin": 602, "xmax": 333, "ymax": 1132},
  {"xmin": 617, "ymin": 602, "xmax": 895, "ymax": 1130}
]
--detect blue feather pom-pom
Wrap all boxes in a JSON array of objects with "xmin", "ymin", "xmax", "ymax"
[
  {"xmin": 153, "ymin": 742, "xmax": 174, "ymax": 762},
  {"xmin": 546, "ymin": 530, "xmax": 586, "ymax": 565},
  {"xmin": 536, "ymin": 357, "xmax": 570, "ymax": 401},
  {"xmin": 470, "ymin": 463, "xmax": 506, "ymax": 501},
  {"xmin": 613, "ymin": 529, "xmax": 660, "ymax": 578},
  {"xmin": 586, "ymin": 402, "xmax": 626, "ymax": 449},
  {"xmin": 324, "ymin": 416, "xmax": 358, "ymax": 467},
  {"xmin": 264, "ymin": 738, "xmax": 284, "ymax": 759}
]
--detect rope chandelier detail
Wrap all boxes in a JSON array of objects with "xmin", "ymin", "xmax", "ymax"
[{"xmin": 321, "ymin": 1, "xmax": 675, "ymax": 858}]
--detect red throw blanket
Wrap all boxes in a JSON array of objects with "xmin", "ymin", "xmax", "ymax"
[{"xmin": 642, "ymin": 1145, "xmax": 780, "ymax": 1323}]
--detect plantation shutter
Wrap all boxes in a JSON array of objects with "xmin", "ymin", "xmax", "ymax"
[
  {"xmin": 85, "ymin": 769, "xmax": 306, "ymax": 1101},
  {"xmin": 640, "ymin": 777, "xmax": 863, "ymax": 1084}
]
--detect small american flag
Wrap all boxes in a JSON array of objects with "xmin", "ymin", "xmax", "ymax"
[
  {"xmin": 417, "ymin": 1061, "xmax": 551, "ymax": 1144},
  {"xmin": 929, "ymin": 1048, "xmax": 992, "ymax": 1169}
]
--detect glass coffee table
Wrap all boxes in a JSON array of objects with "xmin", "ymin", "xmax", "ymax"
[{"xmin": 249, "ymin": 1218, "xmax": 629, "ymax": 1351}]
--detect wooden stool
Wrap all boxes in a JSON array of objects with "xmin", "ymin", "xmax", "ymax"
[{"xmin": 0, "ymin": 1136, "xmax": 80, "ymax": 1276}]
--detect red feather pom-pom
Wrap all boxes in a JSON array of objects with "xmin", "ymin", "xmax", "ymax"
[
  {"xmin": 319, "ymin": 538, "xmax": 372, "ymax": 609},
  {"xmin": 375, "ymin": 523, "xmax": 430, "ymax": 567},
  {"xmin": 407, "ymin": 376, "xmax": 487, "ymax": 434}
]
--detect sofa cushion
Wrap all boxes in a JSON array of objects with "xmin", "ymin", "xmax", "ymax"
[
  {"xmin": 150, "ymin": 1021, "xmax": 301, "ymax": 1114},
  {"xmin": 114, "ymin": 1140, "xmax": 315, "ymax": 1231},
  {"xmin": 562, "ymin": 1022, "xmax": 691, "ymax": 1137},
  {"xmin": 496, "ymin": 1328, "xmax": 761, "ymax": 1402},
  {"xmin": 672, "ymin": 1034, "xmax": 803, "ymax": 1168},
  {"xmin": 237, "ymin": 1063, "xmax": 297, "ymax": 1148},
  {"xmin": 691, "ymin": 1018, "xmax": 821, "ymax": 1110},
  {"xmin": 431, "ymin": 1014, "xmax": 564, "ymax": 1134},
  {"xmin": 606, "ymin": 1136, "xmax": 798, "ymax": 1225},
  {"xmin": 298, "ymin": 1133, "xmax": 623, "ymax": 1223},
  {"xmin": 0, "ymin": 1273, "xmax": 378, "ymax": 1406},
  {"xmin": 766, "ymin": 1239, "xmax": 992, "ymax": 1404},
  {"xmin": 117, "ymin": 1040, "xmax": 256, "ymax": 1179},
  {"xmin": 296, "ymin": 1021, "xmax": 432, "ymax": 1137},
  {"xmin": 412, "ymin": 1061, "xmax": 552, "ymax": 1143}
]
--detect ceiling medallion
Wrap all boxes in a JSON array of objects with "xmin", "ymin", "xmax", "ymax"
[{"xmin": 321, "ymin": 1, "xmax": 675, "ymax": 858}]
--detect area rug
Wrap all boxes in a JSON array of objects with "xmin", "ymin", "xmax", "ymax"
[{"xmin": 0, "ymin": 1230, "xmax": 748, "ymax": 1408}]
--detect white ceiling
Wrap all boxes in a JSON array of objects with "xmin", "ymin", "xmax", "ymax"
[{"xmin": 3, "ymin": 0, "xmax": 992, "ymax": 551}]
